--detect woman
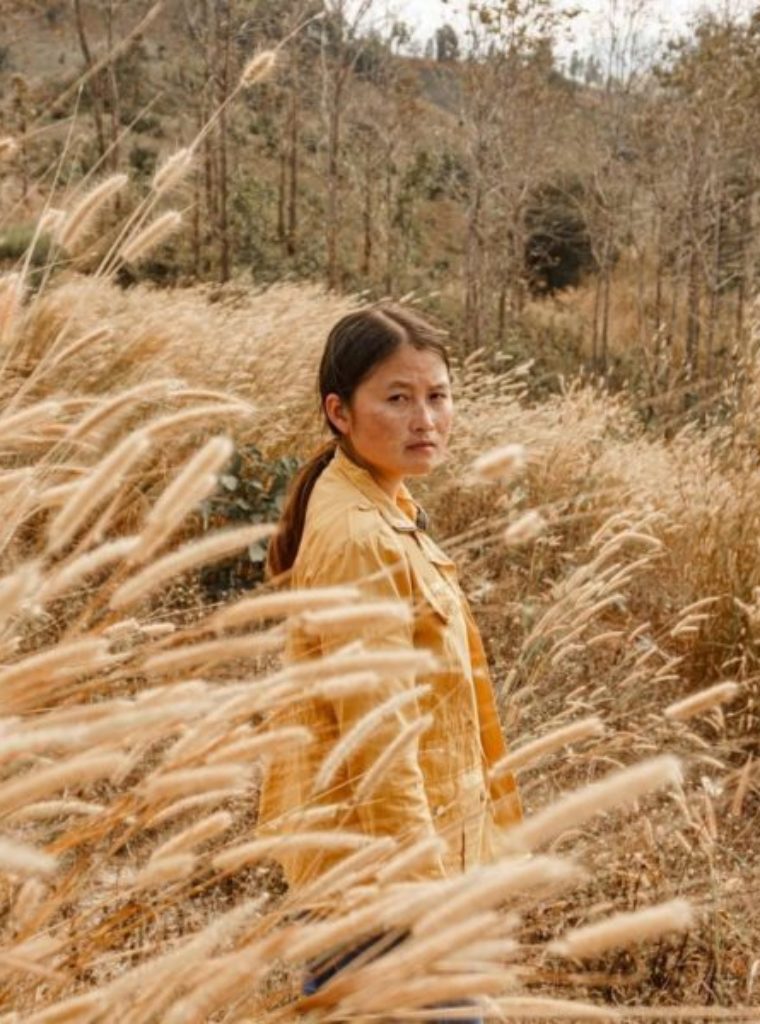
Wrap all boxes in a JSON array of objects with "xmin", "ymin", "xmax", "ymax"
[{"xmin": 259, "ymin": 304, "xmax": 522, "ymax": 1014}]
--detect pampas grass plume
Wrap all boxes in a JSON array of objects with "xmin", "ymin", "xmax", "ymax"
[
  {"xmin": 213, "ymin": 830, "xmax": 372, "ymax": 873},
  {"xmin": 0, "ymin": 837, "xmax": 57, "ymax": 878},
  {"xmin": 0, "ymin": 564, "xmax": 40, "ymax": 623},
  {"xmin": 0, "ymin": 272, "xmax": 23, "ymax": 346},
  {"xmin": 336, "ymin": 912, "xmax": 500, "ymax": 1003},
  {"xmin": 503, "ymin": 755, "xmax": 683, "ymax": 852},
  {"xmin": 146, "ymin": 789, "xmax": 246, "ymax": 829},
  {"xmin": 209, "ymin": 585, "xmax": 361, "ymax": 631},
  {"xmin": 10, "ymin": 878, "xmax": 48, "ymax": 931},
  {"xmin": 149, "ymin": 810, "xmax": 232, "ymax": 862},
  {"xmin": 152, "ymin": 147, "xmax": 194, "ymax": 195},
  {"xmin": 140, "ymin": 622, "xmax": 176, "ymax": 638},
  {"xmin": 9, "ymin": 800, "xmax": 104, "ymax": 823},
  {"xmin": 120, "ymin": 210, "xmax": 182, "ymax": 264},
  {"xmin": 240, "ymin": 50, "xmax": 278, "ymax": 88},
  {"xmin": 110, "ymin": 524, "xmax": 275, "ymax": 608},
  {"xmin": 312, "ymin": 684, "xmax": 430, "ymax": 794},
  {"xmin": 375, "ymin": 836, "xmax": 447, "ymax": 884},
  {"xmin": 0, "ymin": 752, "xmax": 127, "ymax": 817},
  {"xmin": 0, "ymin": 397, "xmax": 60, "ymax": 434},
  {"xmin": 472, "ymin": 443, "xmax": 527, "ymax": 483},
  {"xmin": 491, "ymin": 717, "xmax": 605, "ymax": 777},
  {"xmin": 492, "ymin": 996, "xmax": 618, "ymax": 1019},
  {"xmin": 504, "ymin": 510, "xmax": 546, "ymax": 546},
  {"xmin": 48, "ymin": 430, "xmax": 151, "ymax": 554},
  {"xmin": 354, "ymin": 714, "xmax": 433, "ymax": 803},
  {"xmin": 134, "ymin": 854, "xmax": 196, "ymax": 891},
  {"xmin": 664, "ymin": 682, "xmax": 741, "ymax": 722},
  {"xmin": 143, "ymin": 630, "xmax": 284, "ymax": 676},
  {"xmin": 549, "ymin": 899, "xmax": 694, "ymax": 958},
  {"xmin": 40, "ymin": 537, "xmax": 139, "ymax": 602},
  {"xmin": 0, "ymin": 638, "xmax": 110, "ymax": 705},
  {"xmin": 0, "ymin": 136, "xmax": 18, "ymax": 160},
  {"xmin": 58, "ymin": 173, "xmax": 128, "ymax": 251},
  {"xmin": 313, "ymin": 670, "xmax": 381, "ymax": 701},
  {"xmin": 38, "ymin": 207, "xmax": 66, "ymax": 234},
  {"xmin": 299, "ymin": 600, "xmax": 412, "ymax": 637},
  {"xmin": 417, "ymin": 856, "xmax": 584, "ymax": 934},
  {"xmin": 203, "ymin": 726, "xmax": 313, "ymax": 764},
  {"xmin": 293, "ymin": 646, "xmax": 437, "ymax": 685},
  {"xmin": 46, "ymin": 326, "xmax": 112, "ymax": 371},
  {"xmin": 141, "ymin": 766, "xmax": 250, "ymax": 804},
  {"xmin": 135, "ymin": 436, "xmax": 234, "ymax": 560}
]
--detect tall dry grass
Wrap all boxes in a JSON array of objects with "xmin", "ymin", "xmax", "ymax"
[{"xmin": 0, "ymin": 88, "xmax": 759, "ymax": 1024}]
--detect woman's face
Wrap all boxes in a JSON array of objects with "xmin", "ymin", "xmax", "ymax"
[{"xmin": 325, "ymin": 343, "xmax": 453, "ymax": 494}]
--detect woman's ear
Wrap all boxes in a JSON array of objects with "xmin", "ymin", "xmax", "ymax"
[{"xmin": 324, "ymin": 393, "xmax": 349, "ymax": 436}]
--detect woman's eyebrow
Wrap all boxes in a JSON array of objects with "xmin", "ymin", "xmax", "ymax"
[{"xmin": 385, "ymin": 379, "xmax": 450, "ymax": 390}]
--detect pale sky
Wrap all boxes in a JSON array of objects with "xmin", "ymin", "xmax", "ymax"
[{"xmin": 384, "ymin": 0, "xmax": 754, "ymax": 54}]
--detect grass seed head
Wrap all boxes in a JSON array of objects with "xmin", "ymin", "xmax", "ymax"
[
  {"xmin": 472, "ymin": 443, "xmax": 527, "ymax": 483},
  {"xmin": 120, "ymin": 210, "xmax": 183, "ymax": 264},
  {"xmin": 664, "ymin": 682, "xmax": 741, "ymax": 721},
  {"xmin": 0, "ymin": 136, "xmax": 19, "ymax": 160},
  {"xmin": 58, "ymin": 173, "xmax": 128, "ymax": 251},
  {"xmin": 152, "ymin": 147, "xmax": 195, "ymax": 195},
  {"xmin": 503, "ymin": 510, "xmax": 547, "ymax": 546},
  {"xmin": 550, "ymin": 899, "xmax": 695, "ymax": 958},
  {"xmin": 240, "ymin": 49, "xmax": 278, "ymax": 88}
]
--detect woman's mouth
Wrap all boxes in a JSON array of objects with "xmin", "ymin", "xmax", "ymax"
[{"xmin": 408, "ymin": 442, "xmax": 436, "ymax": 451}]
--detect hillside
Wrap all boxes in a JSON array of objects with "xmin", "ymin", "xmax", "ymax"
[{"xmin": 1, "ymin": 2, "xmax": 605, "ymax": 377}]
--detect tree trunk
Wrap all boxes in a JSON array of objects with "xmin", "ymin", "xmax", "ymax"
[
  {"xmin": 464, "ymin": 174, "xmax": 483, "ymax": 354},
  {"xmin": 277, "ymin": 142, "xmax": 287, "ymax": 246},
  {"xmin": 705, "ymin": 191, "xmax": 722, "ymax": 381},
  {"xmin": 11, "ymin": 79, "xmax": 29, "ymax": 203},
  {"xmin": 496, "ymin": 280, "xmax": 507, "ymax": 345},
  {"xmin": 286, "ymin": 83, "xmax": 299, "ymax": 257},
  {"xmin": 105, "ymin": 0, "xmax": 121, "ymax": 174},
  {"xmin": 326, "ymin": 87, "xmax": 342, "ymax": 290},
  {"xmin": 73, "ymin": 0, "xmax": 107, "ymax": 159},
  {"xmin": 192, "ymin": 102, "xmax": 203, "ymax": 277},
  {"xmin": 591, "ymin": 266, "xmax": 602, "ymax": 371},
  {"xmin": 201, "ymin": 0, "xmax": 214, "ymax": 273},
  {"xmin": 384, "ymin": 139, "xmax": 395, "ymax": 295},
  {"xmin": 685, "ymin": 240, "xmax": 701, "ymax": 390},
  {"xmin": 216, "ymin": 0, "xmax": 232, "ymax": 284},
  {"xmin": 599, "ymin": 227, "xmax": 614, "ymax": 375},
  {"xmin": 654, "ymin": 208, "xmax": 664, "ymax": 332},
  {"xmin": 362, "ymin": 155, "xmax": 373, "ymax": 278}
]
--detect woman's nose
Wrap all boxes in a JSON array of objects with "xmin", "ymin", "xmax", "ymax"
[{"xmin": 411, "ymin": 401, "xmax": 436, "ymax": 429}]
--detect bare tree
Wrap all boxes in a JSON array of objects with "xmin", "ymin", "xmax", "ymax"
[
  {"xmin": 459, "ymin": 0, "xmax": 569, "ymax": 352},
  {"xmin": 72, "ymin": 0, "xmax": 107, "ymax": 158},
  {"xmin": 319, "ymin": 0, "xmax": 374, "ymax": 290}
]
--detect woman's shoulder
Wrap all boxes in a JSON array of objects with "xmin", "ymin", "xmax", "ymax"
[
  {"xmin": 305, "ymin": 463, "xmax": 381, "ymax": 537},
  {"xmin": 296, "ymin": 493, "xmax": 406, "ymax": 588}
]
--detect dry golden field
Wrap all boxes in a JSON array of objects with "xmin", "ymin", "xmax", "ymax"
[
  {"xmin": 0, "ymin": 219, "xmax": 758, "ymax": 1020},
  {"xmin": 0, "ymin": 86, "xmax": 760, "ymax": 1017}
]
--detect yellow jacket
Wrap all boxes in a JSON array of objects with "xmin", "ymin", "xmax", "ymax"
[{"xmin": 258, "ymin": 447, "xmax": 522, "ymax": 889}]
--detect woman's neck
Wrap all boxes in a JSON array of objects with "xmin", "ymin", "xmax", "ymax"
[{"xmin": 339, "ymin": 443, "xmax": 403, "ymax": 502}]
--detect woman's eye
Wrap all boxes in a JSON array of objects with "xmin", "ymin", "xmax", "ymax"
[
  {"xmin": 388, "ymin": 394, "xmax": 407, "ymax": 403},
  {"xmin": 431, "ymin": 393, "xmax": 449, "ymax": 401}
]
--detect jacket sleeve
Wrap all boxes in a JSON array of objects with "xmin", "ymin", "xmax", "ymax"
[
  {"xmin": 460, "ymin": 600, "xmax": 523, "ymax": 829},
  {"xmin": 306, "ymin": 529, "xmax": 447, "ymax": 879}
]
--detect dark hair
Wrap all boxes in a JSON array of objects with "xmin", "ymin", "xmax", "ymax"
[{"xmin": 266, "ymin": 304, "xmax": 450, "ymax": 578}]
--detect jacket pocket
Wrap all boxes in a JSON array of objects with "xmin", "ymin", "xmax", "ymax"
[{"xmin": 415, "ymin": 541, "xmax": 461, "ymax": 624}]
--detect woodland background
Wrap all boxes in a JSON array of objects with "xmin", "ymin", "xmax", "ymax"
[
  {"xmin": 0, "ymin": 1, "xmax": 759, "ymax": 1021},
  {"xmin": 5, "ymin": 0, "xmax": 760, "ymax": 416}
]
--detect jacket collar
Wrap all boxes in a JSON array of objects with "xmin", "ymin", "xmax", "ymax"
[{"xmin": 330, "ymin": 446, "xmax": 426, "ymax": 533}]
